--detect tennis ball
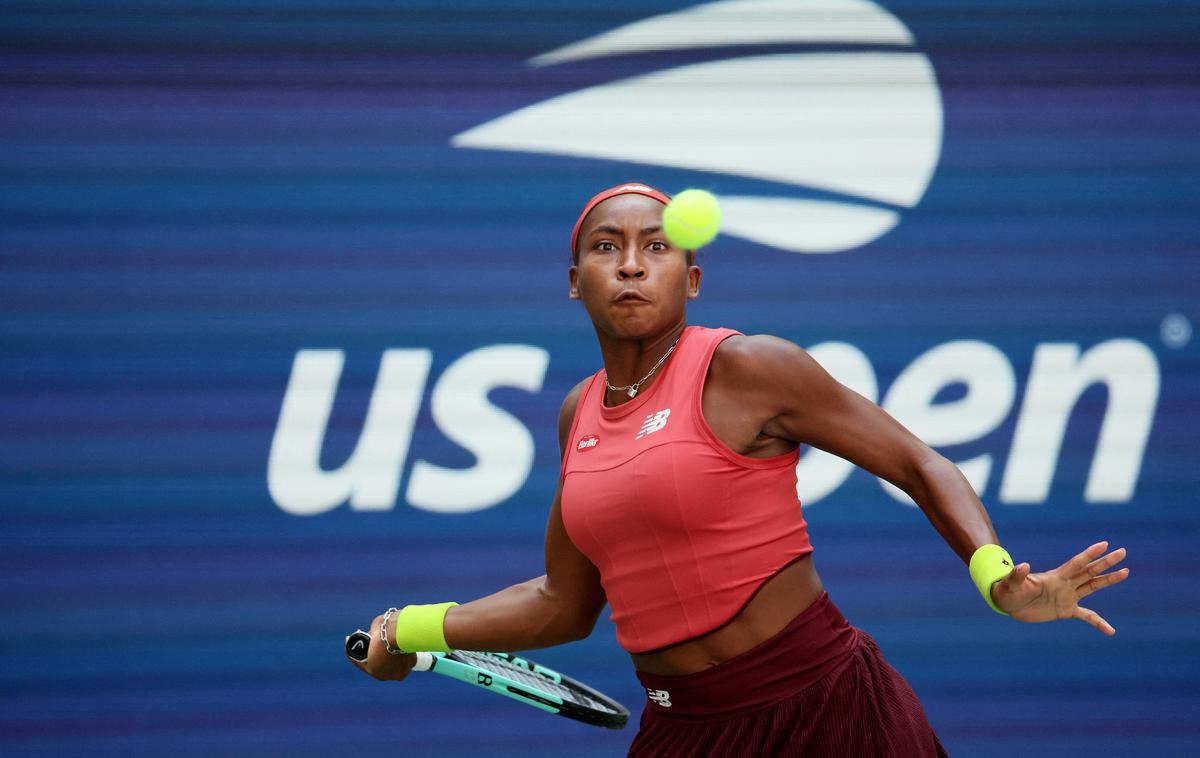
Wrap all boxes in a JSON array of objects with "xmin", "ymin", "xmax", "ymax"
[{"xmin": 662, "ymin": 189, "xmax": 721, "ymax": 251}]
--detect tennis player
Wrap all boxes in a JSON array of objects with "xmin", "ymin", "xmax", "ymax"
[{"xmin": 349, "ymin": 183, "xmax": 1130, "ymax": 756}]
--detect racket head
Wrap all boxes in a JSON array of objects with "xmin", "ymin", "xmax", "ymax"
[{"xmin": 445, "ymin": 650, "xmax": 630, "ymax": 729}]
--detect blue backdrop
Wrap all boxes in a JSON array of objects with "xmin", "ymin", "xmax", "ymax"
[{"xmin": 1, "ymin": 1, "xmax": 1197, "ymax": 756}]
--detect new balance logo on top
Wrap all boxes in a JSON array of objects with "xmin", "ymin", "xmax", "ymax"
[
  {"xmin": 647, "ymin": 688, "xmax": 672, "ymax": 708},
  {"xmin": 636, "ymin": 409, "xmax": 671, "ymax": 439}
]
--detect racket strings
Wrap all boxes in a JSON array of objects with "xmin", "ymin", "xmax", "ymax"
[{"xmin": 456, "ymin": 652, "xmax": 621, "ymax": 714}]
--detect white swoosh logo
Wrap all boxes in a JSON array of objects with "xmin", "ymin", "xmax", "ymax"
[
  {"xmin": 452, "ymin": 0, "xmax": 943, "ymax": 254},
  {"xmin": 530, "ymin": 0, "xmax": 914, "ymax": 66}
]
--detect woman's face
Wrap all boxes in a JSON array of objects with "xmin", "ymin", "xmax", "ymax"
[{"xmin": 569, "ymin": 193, "xmax": 701, "ymax": 340}]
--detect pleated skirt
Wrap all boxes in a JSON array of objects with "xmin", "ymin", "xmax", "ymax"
[{"xmin": 628, "ymin": 593, "xmax": 949, "ymax": 757}]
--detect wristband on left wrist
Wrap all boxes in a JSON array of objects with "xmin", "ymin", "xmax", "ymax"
[{"xmin": 969, "ymin": 544, "xmax": 1014, "ymax": 616}]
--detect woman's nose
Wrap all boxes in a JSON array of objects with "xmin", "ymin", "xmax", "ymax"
[{"xmin": 617, "ymin": 249, "xmax": 646, "ymax": 278}]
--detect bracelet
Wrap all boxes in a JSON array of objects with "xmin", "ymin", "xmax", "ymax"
[
  {"xmin": 380, "ymin": 607, "xmax": 406, "ymax": 655},
  {"xmin": 391, "ymin": 602, "xmax": 459, "ymax": 653},
  {"xmin": 969, "ymin": 544, "xmax": 1015, "ymax": 616}
]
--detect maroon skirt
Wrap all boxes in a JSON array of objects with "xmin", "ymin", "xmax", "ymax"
[{"xmin": 627, "ymin": 593, "xmax": 948, "ymax": 757}]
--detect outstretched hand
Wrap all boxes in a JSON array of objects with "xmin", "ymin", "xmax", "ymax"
[{"xmin": 990, "ymin": 541, "xmax": 1129, "ymax": 635}]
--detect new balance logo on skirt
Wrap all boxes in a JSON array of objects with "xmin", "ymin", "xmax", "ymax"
[
  {"xmin": 637, "ymin": 409, "xmax": 671, "ymax": 439},
  {"xmin": 647, "ymin": 688, "xmax": 672, "ymax": 707}
]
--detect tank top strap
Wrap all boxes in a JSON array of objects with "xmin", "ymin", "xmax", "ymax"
[
  {"xmin": 559, "ymin": 369, "xmax": 604, "ymax": 481},
  {"xmin": 665, "ymin": 325, "xmax": 743, "ymax": 418}
]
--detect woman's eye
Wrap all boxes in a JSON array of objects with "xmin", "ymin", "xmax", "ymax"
[
  {"xmin": 649, "ymin": 240, "xmax": 668, "ymax": 251},
  {"xmin": 597, "ymin": 241, "xmax": 616, "ymax": 252}
]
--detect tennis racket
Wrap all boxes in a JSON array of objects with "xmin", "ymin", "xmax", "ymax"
[{"xmin": 345, "ymin": 630, "xmax": 629, "ymax": 729}]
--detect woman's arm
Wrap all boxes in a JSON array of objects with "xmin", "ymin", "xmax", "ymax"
[
  {"xmin": 711, "ymin": 334, "xmax": 1128, "ymax": 633},
  {"xmin": 352, "ymin": 381, "xmax": 607, "ymax": 681},
  {"xmin": 722, "ymin": 335, "xmax": 997, "ymax": 562},
  {"xmin": 410, "ymin": 380, "xmax": 606, "ymax": 651}
]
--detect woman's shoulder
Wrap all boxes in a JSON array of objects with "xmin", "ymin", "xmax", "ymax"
[
  {"xmin": 709, "ymin": 332, "xmax": 814, "ymax": 386},
  {"xmin": 557, "ymin": 374, "xmax": 596, "ymax": 450},
  {"xmin": 559, "ymin": 373, "xmax": 594, "ymax": 420},
  {"xmin": 711, "ymin": 330, "xmax": 803, "ymax": 360}
]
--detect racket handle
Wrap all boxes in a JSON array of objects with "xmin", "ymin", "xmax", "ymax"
[
  {"xmin": 413, "ymin": 652, "xmax": 435, "ymax": 671},
  {"xmin": 345, "ymin": 630, "xmax": 372, "ymax": 662},
  {"xmin": 344, "ymin": 629, "xmax": 436, "ymax": 671}
]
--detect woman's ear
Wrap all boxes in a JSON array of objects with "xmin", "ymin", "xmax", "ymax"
[{"xmin": 568, "ymin": 265, "xmax": 580, "ymax": 299}]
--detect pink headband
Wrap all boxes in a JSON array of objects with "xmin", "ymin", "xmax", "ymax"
[{"xmin": 570, "ymin": 182, "xmax": 671, "ymax": 257}]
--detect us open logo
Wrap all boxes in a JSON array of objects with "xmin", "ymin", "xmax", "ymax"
[{"xmin": 452, "ymin": 0, "xmax": 943, "ymax": 254}]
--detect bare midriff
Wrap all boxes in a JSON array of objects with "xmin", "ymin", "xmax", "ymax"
[{"xmin": 630, "ymin": 555, "xmax": 825, "ymax": 676}]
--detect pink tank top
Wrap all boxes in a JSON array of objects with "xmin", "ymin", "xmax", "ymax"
[{"xmin": 560, "ymin": 325, "xmax": 813, "ymax": 654}]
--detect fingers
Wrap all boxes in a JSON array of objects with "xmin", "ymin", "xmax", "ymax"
[
  {"xmin": 1073, "ymin": 605, "xmax": 1116, "ymax": 636},
  {"xmin": 1061, "ymin": 541, "xmax": 1109, "ymax": 575},
  {"xmin": 999, "ymin": 562, "xmax": 1030, "ymax": 590},
  {"xmin": 1076, "ymin": 566, "xmax": 1131, "ymax": 598},
  {"xmin": 1062, "ymin": 542, "xmax": 1129, "ymax": 583},
  {"xmin": 1084, "ymin": 546, "xmax": 1128, "ymax": 578}
]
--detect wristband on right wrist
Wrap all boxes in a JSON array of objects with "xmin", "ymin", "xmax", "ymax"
[
  {"xmin": 969, "ymin": 544, "xmax": 1014, "ymax": 615},
  {"xmin": 391, "ymin": 602, "xmax": 459, "ymax": 653}
]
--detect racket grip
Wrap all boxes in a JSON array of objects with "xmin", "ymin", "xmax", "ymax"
[
  {"xmin": 344, "ymin": 629, "xmax": 436, "ymax": 671},
  {"xmin": 345, "ymin": 630, "xmax": 372, "ymax": 662}
]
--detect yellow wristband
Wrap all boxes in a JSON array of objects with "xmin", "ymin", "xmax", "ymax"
[
  {"xmin": 969, "ymin": 544, "xmax": 1014, "ymax": 616},
  {"xmin": 392, "ymin": 602, "xmax": 459, "ymax": 653}
]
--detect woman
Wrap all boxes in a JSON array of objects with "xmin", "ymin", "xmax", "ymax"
[{"xmin": 349, "ymin": 183, "xmax": 1130, "ymax": 756}]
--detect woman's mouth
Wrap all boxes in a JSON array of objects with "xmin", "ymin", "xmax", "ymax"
[{"xmin": 614, "ymin": 289, "xmax": 651, "ymax": 304}]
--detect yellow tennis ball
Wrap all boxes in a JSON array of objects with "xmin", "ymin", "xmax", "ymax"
[{"xmin": 662, "ymin": 189, "xmax": 721, "ymax": 251}]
